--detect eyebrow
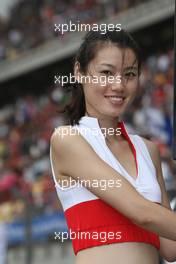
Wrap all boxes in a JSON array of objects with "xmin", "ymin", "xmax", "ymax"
[
  {"xmin": 100, "ymin": 63, "xmax": 116, "ymax": 69},
  {"xmin": 124, "ymin": 66, "xmax": 138, "ymax": 71},
  {"xmin": 100, "ymin": 64, "xmax": 138, "ymax": 71}
]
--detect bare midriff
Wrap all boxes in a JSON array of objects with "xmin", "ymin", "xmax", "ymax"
[{"xmin": 76, "ymin": 242, "xmax": 159, "ymax": 264}]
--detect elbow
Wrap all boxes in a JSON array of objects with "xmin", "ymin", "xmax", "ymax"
[
  {"xmin": 132, "ymin": 207, "xmax": 154, "ymax": 228},
  {"xmin": 134, "ymin": 215, "xmax": 153, "ymax": 228},
  {"xmin": 164, "ymin": 255, "xmax": 176, "ymax": 263},
  {"xmin": 122, "ymin": 196, "xmax": 157, "ymax": 229},
  {"xmin": 160, "ymin": 241, "xmax": 176, "ymax": 262},
  {"xmin": 125, "ymin": 198, "xmax": 155, "ymax": 228}
]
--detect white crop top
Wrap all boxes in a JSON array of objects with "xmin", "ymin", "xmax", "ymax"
[{"xmin": 50, "ymin": 115, "xmax": 162, "ymax": 210}]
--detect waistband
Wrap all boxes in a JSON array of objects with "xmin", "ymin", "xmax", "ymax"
[{"xmin": 64, "ymin": 199, "xmax": 160, "ymax": 255}]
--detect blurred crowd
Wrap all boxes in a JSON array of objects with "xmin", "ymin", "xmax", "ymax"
[
  {"xmin": 0, "ymin": 88, "xmax": 67, "ymax": 222},
  {"xmin": 0, "ymin": 0, "xmax": 147, "ymax": 62},
  {"xmin": 0, "ymin": 48, "xmax": 176, "ymax": 223}
]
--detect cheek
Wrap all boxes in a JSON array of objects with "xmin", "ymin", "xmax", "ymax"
[
  {"xmin": 84, "ymin": 83, "xmax": 106, "ymax": 99},
  {"xmin": 126, "ymin": 79, "xmax": 138, "ymax": 94}
]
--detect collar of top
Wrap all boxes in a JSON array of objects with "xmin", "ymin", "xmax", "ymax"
[
  {"xmin": 78, "ymin": 115, "xmax": 138, "ymax": 175},
  {"xmin": 78, "ymin": 115, "xmax": 129, "ymax": 141}
]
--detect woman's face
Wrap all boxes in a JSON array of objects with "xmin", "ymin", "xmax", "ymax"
[{"xmin": 75, "ymin": 43, "xmax": 139, "ymax": 119}]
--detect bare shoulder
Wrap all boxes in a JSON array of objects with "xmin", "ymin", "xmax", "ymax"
[
  {"xmin": 50, "ymin": 125, "xmax": 79, "ymax": 150},
  {"xmin": 141, "ymin": 137, "xmax": 159, "ymax": 155},
  {"xmin": 51, "ymin": 125, "xmax": 76, "ymax": 140},
  {"xmin": 50, "ymin": 124, "xmax": 94, "ymax": 160},
  {"xmin": 50, "ymin": 125, "xmax": 82, "ymax": 180}
]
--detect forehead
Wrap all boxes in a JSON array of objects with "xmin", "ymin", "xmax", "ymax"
[{"xmin": 91, "ymin": 44, "xmax": 137, "ymax": 68}]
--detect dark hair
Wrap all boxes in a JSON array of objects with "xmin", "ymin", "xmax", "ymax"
[{"xmin": 60, "ymin": 29, "xmax": 142, "ymax": 125}]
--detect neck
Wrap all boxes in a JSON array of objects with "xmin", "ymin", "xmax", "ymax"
[{"xmin": 85, "ymin": 111, "xmax": 123, "ymax": 143}]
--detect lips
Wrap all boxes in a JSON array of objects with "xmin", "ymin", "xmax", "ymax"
[{"xmin": 104, "ymin": 95, "xmax": 125, "ymax": 105}]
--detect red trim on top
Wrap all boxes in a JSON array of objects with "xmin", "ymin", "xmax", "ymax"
[
  {"xmin": 117, "ymin": 122, "xmax": 138, "ymax": 177},
  {"xmin": 64, "ymin": 199, "xmax": 160, "ymax": 255}
]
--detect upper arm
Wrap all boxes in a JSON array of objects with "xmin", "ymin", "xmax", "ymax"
[
  {"xmin": 142, "ymin": 138, "xmax": 171, "ymax": 209},
  {"xmin": 50, "ymin": 126, "xmax": 152, "ymax": 225}
]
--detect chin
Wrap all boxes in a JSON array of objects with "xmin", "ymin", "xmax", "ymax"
[{"xmin": 102, "ymin": 110, "xmax": 122, "ymax": 118}]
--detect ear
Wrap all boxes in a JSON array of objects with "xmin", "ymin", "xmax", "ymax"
[{"xmin": 74, "ymin": 61, "xmax": 82, "ymax": 83}]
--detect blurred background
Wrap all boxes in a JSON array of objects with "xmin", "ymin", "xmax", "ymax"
[{"xmin": 0, "ymin": 0, "xmax": 176, "ymax": 263}]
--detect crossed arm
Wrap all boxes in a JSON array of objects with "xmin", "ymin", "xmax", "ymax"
[{"xmin": 51, "ymin": 126, "xmax": 176, "ymax": 261}]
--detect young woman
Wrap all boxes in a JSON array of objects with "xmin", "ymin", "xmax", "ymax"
[{"xmin": 50, "ymin": 29, "xmax": 176, "ymax": 264}]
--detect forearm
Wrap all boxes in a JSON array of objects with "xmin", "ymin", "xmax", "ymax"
[{"xmin": 137, "ymin": 201, "xmax": 176, "ymax": 241}]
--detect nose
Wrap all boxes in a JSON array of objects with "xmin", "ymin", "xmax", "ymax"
[{"xmin": 111, "ymin": 75, "xmax": 125, "ymax": 91}]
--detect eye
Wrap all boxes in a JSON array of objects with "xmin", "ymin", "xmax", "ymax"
[
  {"xmin": 100, "ymin": 70, "xmax": 112, "ymax": 76},
  {"xmin": 124, "ymin": 71, "xmax": 137, "ymax": 78}
]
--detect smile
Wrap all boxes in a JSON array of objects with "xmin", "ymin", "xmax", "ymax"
[{"xmin": 104, "ymin": 95, "xmax": 125, "ymax": 105}]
